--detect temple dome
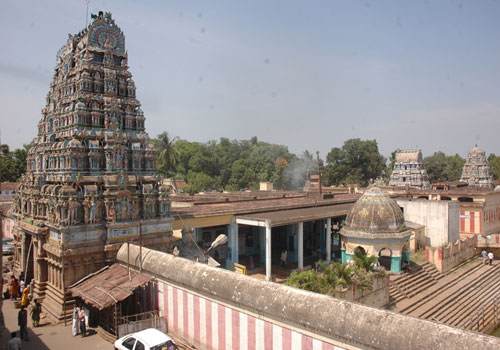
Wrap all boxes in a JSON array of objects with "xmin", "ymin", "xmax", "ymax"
[
  {"xmin": 469, "ymin": 145, "xmax": 485, "ymax": 155},
  {"xmin": 342, "ymin": 186, "xmax": 406, "ymax": 236}
]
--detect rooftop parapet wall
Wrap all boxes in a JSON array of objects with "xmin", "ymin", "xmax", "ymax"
[
  {"xmin": 117, "ymin": 244, "xmax": 500, "ymax": 350},
  {"xmin": 426, "ymin": 237, "xmax": 477, "ymax": 273}
]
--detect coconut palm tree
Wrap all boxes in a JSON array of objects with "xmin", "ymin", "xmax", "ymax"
[
  {"xmin": 353, "ymin": 247, "xmax": 378, "ymax": 272},
  {"xmin": 155, "ymin": 132, "xmax": 179, "ymax": 177}
]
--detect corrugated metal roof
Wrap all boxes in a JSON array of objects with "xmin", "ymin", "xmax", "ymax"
[{"xmin": 70, "ymin": 264, "xmax": 153, "ymax": 310}]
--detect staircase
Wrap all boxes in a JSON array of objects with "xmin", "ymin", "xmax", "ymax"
[
  {"xmin": 391, "ymin": 257, "xmax": 500, "ymax": 333},
  {"xmin": 389, "ymin": 262, "xmax": 440, "ymax": 302}
]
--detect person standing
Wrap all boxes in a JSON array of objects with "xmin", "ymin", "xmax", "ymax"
[
  {"xmin": 488, "ymin": 251, "xmax": 494, "ymax": 266},
  {"xmin": 9, "ymin": 277, "xmax": 18, "ymax": 301},
  {"xmin": 78, "ymin": 306, "xmax": 86, "ymax": 337},
  {"xmin": 19, "ymin": 279, "xmax": 24, "ymax": 297},
  {"xmin": 7, "ymin": 332, "xmax": 22, "ymax": 350},
  {"xmin": 280, "ymin": 249, "xmax": 288, "ymax": 267},
  {"xmin": 21, "ymin": 288, "xmax": 29, "ymax": 308},
  {"xmin": 72, "ymin": 305, "xmax": 80, "ymax": 336},
  {"xmin": 481, "ymin": 250, "xmax": 488, "ymax": 265},
  {"xmin": 18, "ymin": 306, "xmax": 28, "ymax": 341},
  {"xmin": 30, "ymin": 300, "xmax": 41, "ymax": 327}
]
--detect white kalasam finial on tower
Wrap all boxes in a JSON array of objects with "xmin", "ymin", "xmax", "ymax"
[{"xmin": 85, "ymin": 0, "xmax": 91, "ymax": 27}]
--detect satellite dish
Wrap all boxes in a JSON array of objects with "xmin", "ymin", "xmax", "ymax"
[
  {"xmin": 206, "ymin": 234, "xmax": 228, "ymax": 253},
  {"xmin": 173, "ymin": 246, "xmax": 180, "ymax": 257}
]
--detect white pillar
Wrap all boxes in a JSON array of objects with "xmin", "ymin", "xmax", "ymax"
[
  {"xmin": 326, "ymin": 218, "xmax": 332, "ymax": 263},
  {"xmin": 298, "ymin": 222, "xmax": 304, "ymax": 270},
  {"xmin": 265, "ymin": 223, "xmax": 272, "ymax": 281},
  {"xmin": 227, "ymin": 219, "xmax": 239, "ymax": 269},
  {"xmin": 230, "ymin": 219, "xmax": 238, "ymax": 261}
]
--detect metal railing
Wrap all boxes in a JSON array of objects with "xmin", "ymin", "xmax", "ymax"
[
  {"xmin": 459, "ymin": 292, "xmax": 500, "ymax": 333},
  {"xmin": 494, "ymin": 294, "xmax": 500, "ymax": 329},
  {"xmin": 461, "ymin": 306, "xmax": 484, "ymax": 332}
]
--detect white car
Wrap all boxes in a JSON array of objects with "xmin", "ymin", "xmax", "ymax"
[{"xmin": 114, "ymin": 328, "xmax": 178, "ymax": 350}]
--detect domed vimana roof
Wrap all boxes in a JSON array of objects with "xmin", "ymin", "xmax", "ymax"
[
  {"xmin": 341, "ymin": 186, "xmax": 410, "ymax": 239},
  {"xmin": 469, "ymin": 145, "xmax": 485, "ymax": 155}
]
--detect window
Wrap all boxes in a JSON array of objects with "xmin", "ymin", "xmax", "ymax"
[
  {"xmin": 134, "ymin": 340, "xmax": 145, "ymax": 350},
  {"xmin": 122, "ymin": 337, "xmax": 136, "ymax": 350}
]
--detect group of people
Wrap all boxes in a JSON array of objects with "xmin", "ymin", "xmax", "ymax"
[
  {"xmin": 6, "ymin": 275, "xmax": 42, "ymax": 344},
  {"xmin": 72, "ymin": 304, "xmax": 88, "ymax": 337},
  {"xmin": 481, "ymin": 250, "xmax": 495, "ymax": 266}
]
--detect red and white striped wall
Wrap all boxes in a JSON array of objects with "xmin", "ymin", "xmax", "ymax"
[
  {"xmin": 459, "ymin": 210, "xmax": 481, "ymax": 234},
  {"xmin": 157, "ymin": 282, "xmax": 346, "ymax": 350}
]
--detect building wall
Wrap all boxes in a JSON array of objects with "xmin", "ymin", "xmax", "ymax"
[
  {"xmin": 459, "ymin": 210, "xmax": 482, "ymax": 235},
  {"xmin": 478, "ymin": 192, "xmax": 500, "ymax": 236},
  {"xmin": 0, "ymin": 190, "xmax": 16, "ymax": 201},
  {"xmin": 157, "ymin": 282, "xmax": 342, "ymax": 350},
  {"xmin": 397, "ymin": 200, "xmax": 459, "ymax": 247},
  {"xmin": 426, "ymin": 237, "xmax": 477, "ymax": 273},
  {"xmin": 118, "ymin": 244, "xmax": 500, "ymax": 350},
  {"xmin": 1, "ymin": 215, "xmax": 14, "ymax": 239}
]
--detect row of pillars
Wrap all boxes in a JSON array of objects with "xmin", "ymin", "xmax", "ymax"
[{"xmin": 229, "ymin": 218, "xmax": 333, "ymax": 282}]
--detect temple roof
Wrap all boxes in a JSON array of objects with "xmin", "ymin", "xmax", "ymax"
[{"xmin": 341, "ymin": 186, "xmax": 408, "ymax": 237}]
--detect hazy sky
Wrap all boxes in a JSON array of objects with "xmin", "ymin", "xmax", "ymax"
[{"xmin": 1, "ymin": 0, "xmax": 499, "ymax": 160}]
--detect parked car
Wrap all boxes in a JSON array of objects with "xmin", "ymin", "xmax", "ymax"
[
  {"xmin": 2, "ymin": 238, "xmax": 15, "ymax": 255},
  {"xmin": 114, "ymin": 328, "xmax": 178, "ymax": 350}
]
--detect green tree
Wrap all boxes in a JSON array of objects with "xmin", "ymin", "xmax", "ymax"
[
  {"xmin": 488, "ymin": 154, "xmax": 500, "ymax": 181},
  {"xmin": 272, "ymin": 157, "xmax": 291, "ymax": 190},
  {"xmin": 444, "ymin": 154, "xmax": 465, "ymax": 181},
  {"xmin": 352, "ymin": 247, "xmax": 377, "ymax": 272},
  {"xmin": 423, "ymin": 152, "xmax": 464, "ymax": 183},
  {"xmin": 0, "ymin": 144, "xmax": 29, "ymax": 182},
  {"xmin": 285, "ymin": 270, "xmax": 322, "ymax": 293},
  {"xmin": 185, "ymin": 171, "xmax": 217, "ymax": 193},
  {"xmin": 323, "ymin": 139, "xmax": 386, "ymax": 186},
  {"xmin": 385, "ymin": 148, "xmax": 400, "ymax": 178},
  {"xmin": 152, "ymin": 132, "xmax": 179, "ymax": 177}
]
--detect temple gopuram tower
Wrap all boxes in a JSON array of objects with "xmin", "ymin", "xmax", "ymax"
[
  {"xmin": 460, "ymin": 145, "xmax": 494, "ymax": 189},
  {"xmin": 389, "ymin": 149, "xmax": 431, "ymax": 189},
  {"xmin": 12, "ymin": 12, "xmax": 174, "ymax": 321}
]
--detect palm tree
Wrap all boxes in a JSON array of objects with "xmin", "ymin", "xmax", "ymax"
[
  {"xmin": 156, "ymin": 132, "xmax": 179, "ymax": 177},
  {"xmin": 285, "ymin": 270, "xmax": 322, "ymax": 293},
  {"xmin": 353, "ymin": 247, "xmax": 378, "ymax": 272},
  {"xmin": 331, "ymin": 262, "xmax": 353, "ymax": 289},
  {"xmin": 352, "ymin": 267, "xmax": 373, "ymax": 292}
]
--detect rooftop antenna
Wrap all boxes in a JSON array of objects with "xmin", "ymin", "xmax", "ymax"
[{"xmin": 85, "ymin": 0, "xmax": 91, "ymax": 27}]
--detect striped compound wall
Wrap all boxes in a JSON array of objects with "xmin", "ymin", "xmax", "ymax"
[
  {"xmin": 157, "ymin": 282, "xmax": 346, "ymax": 350},
  {"xmin": 460, "ymin": 210, "xmax": 482, "ymax": 234}
]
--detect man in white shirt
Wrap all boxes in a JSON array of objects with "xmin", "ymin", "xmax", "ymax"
[
  {"xmin": 488, "ymin": 252, "xmax": 494, "ymax": 266},
  {"xmin": 481, "ymin": 250, "xmax": 488, "ymax": 265},
  {"xmin": 7, "ymin": 332, "xmax": 21, "ymax": 350}
]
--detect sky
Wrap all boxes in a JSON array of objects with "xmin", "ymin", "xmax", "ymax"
[{"xmin": 1, "ymin": 0, "xmax": 500, "ymax": 161}]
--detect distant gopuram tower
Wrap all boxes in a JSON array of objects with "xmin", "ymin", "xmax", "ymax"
[
  {"xmin": 460, "ymin": 145, "xmax": 494, "ymax": 189},
  {"xmin": 12, "ymin": 12, "xmax": 174, "ymax": 321},
  {"xmin": 389, "ymin": 149, "xmax": 431, "ymax": 189}
]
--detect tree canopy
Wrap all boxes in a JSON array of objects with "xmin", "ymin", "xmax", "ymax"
[
  {"xmin": 0, "ymin": 144, "xmax": 29, "ymax": 182},
  {"xmin": 423, "ymin": 152, "xmax": 464, "ymax": 183},
  {"xmin": 151, "ymin": 132, "xmax": 179, "ymax": 177},
  {"xmin": 285, "ymin": 258, "xmax": 385, "ymax": 296},
  {"xmin": 487, "ymin": 154, "xmax": 500, "ymax": 181},
  {"xmin": 323, "ymin": 139, "xmax": 386, "ymax": 187},
  {"xmin": 151, "ymin": 135, "xmax": 301, "ymax": 193}
]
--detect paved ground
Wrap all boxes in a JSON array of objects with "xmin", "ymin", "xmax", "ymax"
[{"xmin": 1, "ymin": 298, "xmax": 111, "ymax": 350}]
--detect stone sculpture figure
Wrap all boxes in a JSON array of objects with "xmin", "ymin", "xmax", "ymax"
[
  {"xmin": 109, "ymin": 205, "xmax": 117, "ymax": 222},
  {"xmin": 89, "ymin": 200, "xmax": 97, "ymax": 224}
]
